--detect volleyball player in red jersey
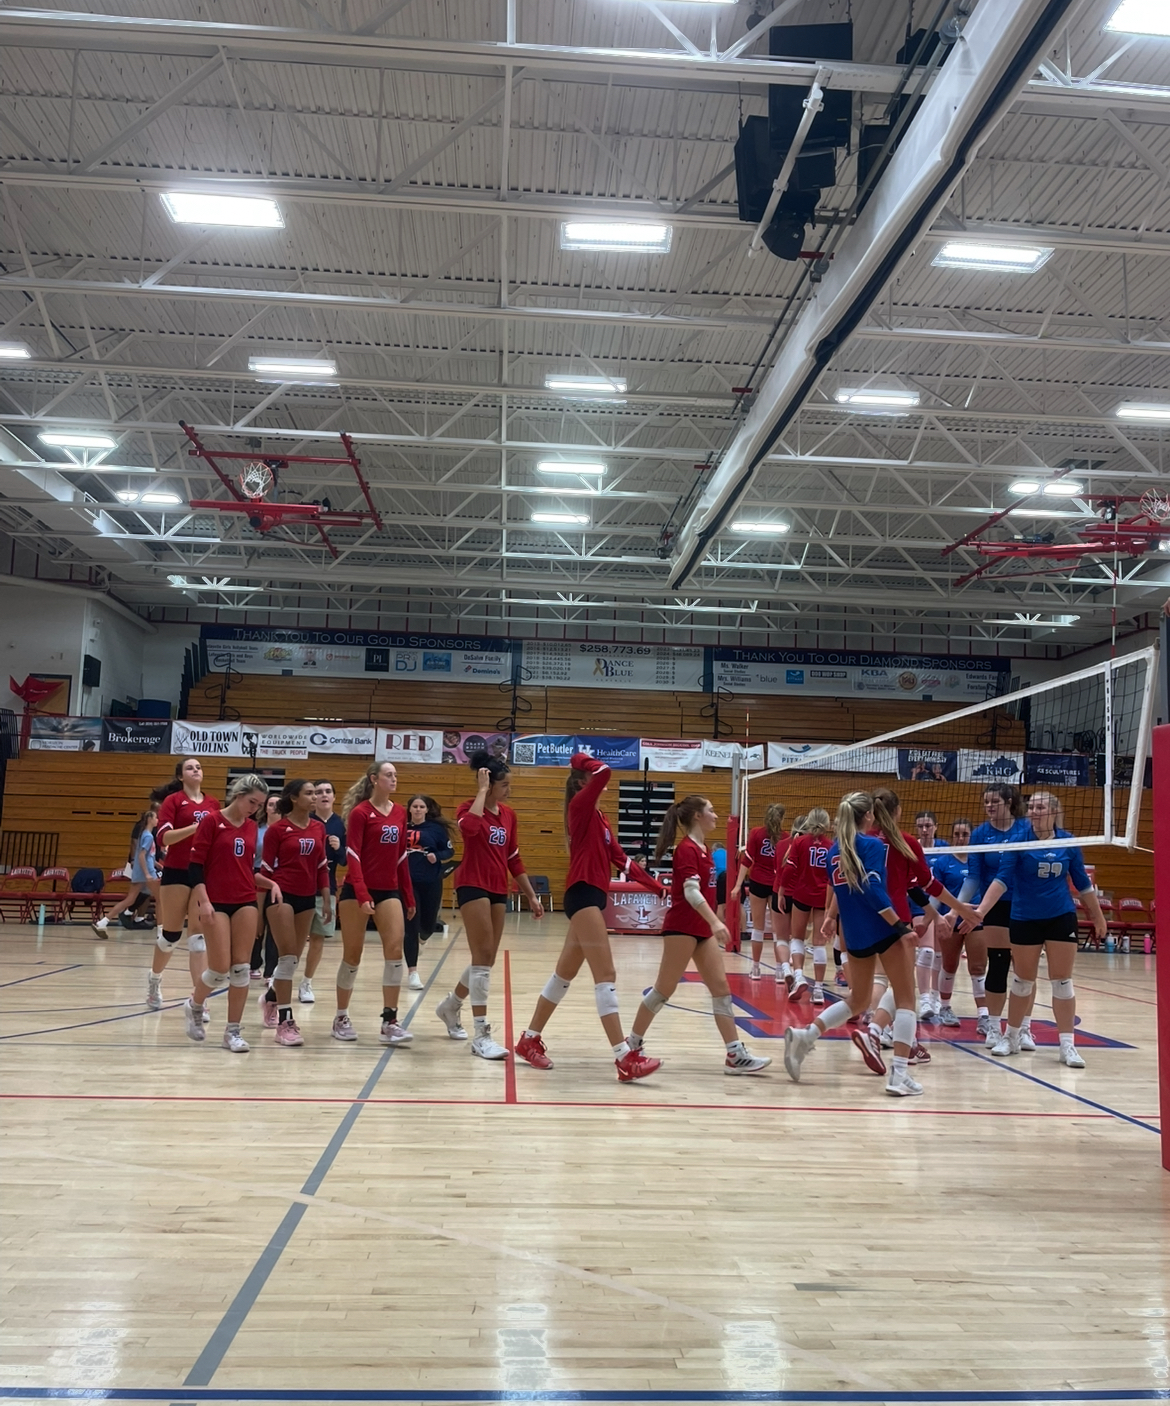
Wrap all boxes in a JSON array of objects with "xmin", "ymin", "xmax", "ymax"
[
  {"xmin": 778, "ymin": 807, "xmax": 832, "ymax": 1005},
  {"xmin": 260, "ymin": 779, "xmax": 330, "ymax": 1047},
  {"xmin": 516, "ymin": 753, "xmax": 664, "ymax": 1080},
  {"xmin": 332, "ymin": 760, "xmax": 416, "ymax": 1047},
  {"xmin": 184, "ymin": 774, "xmax": 276, "ymax": 1052},
  {"xmin": 625, "ymin": 795, "xmax": 771, "ymax": 1075},
  {"xmin": 728, "ymin": 803, "xmax": 786, "ymax": 984},
  {"xmin": 436, "ymin": 752, "xmax": 543, "ymax": 1060},
  {"xmin": 146, "ymin": 757, "xmax": 220, "ymax": 1013}
]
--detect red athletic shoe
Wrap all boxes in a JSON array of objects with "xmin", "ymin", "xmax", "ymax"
[
  {"xmin": 616, "ymin": 1048, "xmax": 662, "ymax": 1082},
  {"xmin": 515, "ymin": 1031, "xmax": 553, "ymax": 1070},
  {"xmin": 908, "ymin": 1041, "xmax": 931, "ymax": 1065},
  {"xmin": 850, "ymin": 1028, "xmax": 887, "ymax": 1076}
]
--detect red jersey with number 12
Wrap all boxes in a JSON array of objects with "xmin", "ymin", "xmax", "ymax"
[
  {"xmin": 343, "ymin": 800, "xmax": 414, "ymax": 908},
  {"xmin": 779, "ymin": 831, "xmax": 831, "ymax": 907},
  {"xmin": 190, "ymin": 812, "xmax": 258, "ymax": 904},
  {"xmin": 156, "ymin": 790, "xmax": 220, "ymax": 871}
]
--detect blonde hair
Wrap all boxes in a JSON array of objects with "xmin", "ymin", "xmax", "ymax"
[
  {"xmin": 1027, "ymin": 790, "xmax": 1064, "ymax": 826},
  {"xmin": 763, "ymin": 802, "xmax": 786, "ymax": 843},
  {"xmin": 342, "ymin": 760, "xmax": 395, "ymax": 819},
  {"xmin": 789, "ymin": 813, "xmax": 807, "ymax": 836},
  {"xmin": 226, "ymin": 773, "xmax": 268, "ymax": 805},
  {"xmin": 802, "ymin": 806, "xmax": 831, "ymax": 836},
  {"xmin": 834, "ymin": 792, "xmax": 874, "ymax": 892},
  {"xmin": 870, "ymin": 787, "xmax": 916, "ymax": 862}
]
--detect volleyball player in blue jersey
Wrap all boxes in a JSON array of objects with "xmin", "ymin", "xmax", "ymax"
[
  {"xmin": 975, "ymin": 791, "xmax": 1107, "ymax": 1067},
  {"xmin": 928, "ymin": 819, "xmax": 971, "ymax": 1027}
]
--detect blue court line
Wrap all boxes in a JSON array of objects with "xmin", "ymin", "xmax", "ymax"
[
  {"xmin": 181, "ymin": 932, "xmax": 459, "ymax": 1387},
  {"xmin": 0, "ymin": 994, "xmax": 223, "ymax": 1041},
  {"xmin": 947, "ymin": 1040, "xmax": 1159, "ymax": 1134},
  {"xmin": 0, "ymin": 965, "xmax": 82, "ymax": 989},
  {"xmin": 3, "ymin": 1389, "xmax": 1169, "ymax": 1402}
]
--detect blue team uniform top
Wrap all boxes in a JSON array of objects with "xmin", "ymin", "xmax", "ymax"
[
  {"xmin": 966, "ymin": 817, "xmax": 1033, "ymax": 903},
  {"xmin": 927, "ymin": 848, "xmax": 967, "ymax": 916},
  {"xmin": 828, "ymin": 833, "xmax": 898, "ymax": 954},
  {"xmin": 992, "ymin": 829, "xmax": 1091, "ymax": 921}
]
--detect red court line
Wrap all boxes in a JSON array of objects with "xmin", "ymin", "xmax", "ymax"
[
  {"xmin": 503, "ymin": 948, "xmax": 517, "ymax": 1105},
  {"xmin": 1075, "ymin": 982, "xmax": 1158, "ymax": 1007}
]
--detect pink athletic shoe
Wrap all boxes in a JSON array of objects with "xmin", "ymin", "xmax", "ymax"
[{"xmin": 276, "ymin": 1017, "xmax": 304, "ymax": 1047}]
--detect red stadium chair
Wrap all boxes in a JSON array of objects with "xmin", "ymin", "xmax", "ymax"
[
  {"xmin": 1113, "ymin": 897, "xmax": 1154, "ymax": 954},
  {"xmin": 21, "ymin": 867, "xmax": 71, "ymax": 923},
  {"xmin": 94, "ymin": 871, "xmax": 132, "ymax": 919},
  {"xmin": 0, "ymin": 867, "xmax": 37, "ymax": 922}
]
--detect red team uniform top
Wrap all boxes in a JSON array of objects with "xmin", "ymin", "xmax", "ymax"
[
  {"xmin": 344, "ymin": 800, "xmax": 415, "ymax": 910},
  {"xmin": 662, "ymin": 835, "xmax": 717, "ymax": 939},
  {"xmin": 741, "ymin": 825, "xmax": 785, "ymax": 888},
  {"xmin": 190, "ymin": 811, "xmax": 259, "ymax": 905},
  {"xmin": 455, "ymin": 799, "xmax": 526, "ymax": 894},
  {"xmin": 565, "ymin": 754, "xmax": 666, "ymax": 895},
  {"xmin": 260, "ymin": 817, "xmax": 329, "ymax": 898},
  {"xmin": 156, "ymin": 790, "xmax": 220, "ymax": 871},
  {"xmin": 779, "ymin": 832, "xmax": 831, "ymax": 908},
  {"xmin": 878, "ymin": 831, "xmax": 943, "ymax": 922}
]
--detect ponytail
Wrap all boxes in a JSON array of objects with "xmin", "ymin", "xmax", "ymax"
[
  {"xmin": 342, "ymin": 760, "xmax": 394, "ymax": 819},
  {"xmin": 834, "ymin": 792, "xmax": 873, "ymax": 892},
  {"xmin": 655, "ymin": 795, "xmax": 709, "ymax": 861},
  {"xmin": 803, "ymin": 806, "xmax": 831, "ymax": 837},
  {"xmin": 763, "ymin": 802, "xmax": 786, "ymax": 844},
  {"xmin": 149, "ymin": 756, "xmax": 201, "ymax": 805},
  {"xmin": 871, "ymin": 787, "xmax": 916, "ymax": 862}
]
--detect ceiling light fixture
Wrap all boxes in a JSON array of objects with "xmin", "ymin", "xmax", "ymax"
[
  {"xmin": 544, "ymin": 374, "xmax": 627, "ymax": 395},
  {"xmin": 38, "ymin": 430, "xmax": 117, "ymax": 450},
  {"xmin": 532, "ymin": 511, "xmax": 590, "ymax": 525},
  {"xmin": 730, "ymin": 521, "xmax": 791, "ymax": 534},
  {"xmin": 1116, "ymin": 401, "xmax": 1170, "ymax": 422},
  {"xmin": 932, "ymin": 241, "xmax": 1053, "ymax": 272},
  {"xmin": 115, "ymin": 490, "xmax": 140, "ymax": 503},
  {"xmin": 140, "ymin": 491, "xmax": 182, "ymax": 505},
  {"xmin": 1106, "ymin": 0, "xmax": 1170, "ymax": 37},
  {"xmin": 986, "ymin": 614, "xmax": 1081, "ymax": 627},
  {"xmin": 834, "ymin": 388, "xmax": 921, "ymax": 409},
  {"xmin": 248, "ymin": 356, "xmax": 337, "ymax": 379},
  {"xmin": 1043, "ymin": 480, "xmax": 1083, "ymax": 496},
  {"xmin": 0, "ymin": 342, "xmax": 30, "ymax": 360},
  {"xmin": 559, "ymin": 222, "xmax": 673, "ymax": 253},
  {"xmin": 537, "ymin": 460, "xmax": 607, "ymax": 476},
  {"xmin": 1008, "ymin": 480, "xmax": 1041, "ymax": 495},
  {"xmin": 161, "ymin": 192, "xmax": 284, "ymax": 227}
]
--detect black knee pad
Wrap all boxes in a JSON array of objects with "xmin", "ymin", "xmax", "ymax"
[{"xmin": 985, "ymin": 946, "xmax": 1012, "ymax": 995}]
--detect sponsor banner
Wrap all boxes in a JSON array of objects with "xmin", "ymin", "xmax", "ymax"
[
  {"xmin": 511, "ymin": 735, "xmax": 641, "ymax": 769},
  {"xmin": 700, "ymin": 740, "xmax": 765, "ymax": 770},
  {"xmin": 523, "ymin": 640, "xmax": 704, "ymax": 692},
  {"xmin": 171, "ymin": 720, "xmax": 246, "ymax": 757},
  {"xmin": 712, "ymin": 647, "xmax": 1004, "ymax": 701},
  {"xmin": 640, "ymin": 738, "xmax": 704, "ymax": 773},
  {"xmin": 1024, "ymin": 752, "xmax": 1091, "ymax": 787},
  {"xmin": 303, "ymin": 726, "xmax": 376, "ymax": 756},
  {"xmin": 200, "ymin": 625, "xmax": 513, "ymax": 683},
  {"xmin": 242, "ymin": 725, "xmax": 310, "ymax": 761},
  {"xmin": 101, "ymin": 719, "xmax": 173, "ymax": 754},
  {"xmin": 28, "ymin": 716, "xmax": 101, "ymax": 751},
  {"xmin": 374, "ymin": 728, "xmax": 444, "ymax": 764},
  {"xmin": 766, "ymin": 741, "xmax": 896, "ymax": 774},
  {"xmin": 897, "ymin": 747, "xmax": 958, "ymax": 783},
  {"xmin": 442, "ymin": 730, "xmax": 512, "ymax": 766},
  {"xmin": 957, "ymin": 750, "xmax": 1025, "ymax": 784}
]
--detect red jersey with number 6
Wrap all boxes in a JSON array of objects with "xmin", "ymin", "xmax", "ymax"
[
  {"xmin": 156, "ymin": 790, "xmax": 220, "ymax": 871},
  {"xmin": 779, "ymin": 831, "xmax": 831, "ymax": 908},
  {"xmin": 261, "ymin": 816, "xmax": 329, "ymax": 898},
  {"xmin": 190, "ymin": 812, "xmax": 258, "ymax": 905},
  {"xmin": 662, "ymin": 836, "xmax": 717, "ymax": 939},
  {"xmin": 455, "ymin": 800, "xmax": 526, "ymax": 893},
  {"xmin": 343, "ymin": 800, "xmax": 414, "ymax": 909}
]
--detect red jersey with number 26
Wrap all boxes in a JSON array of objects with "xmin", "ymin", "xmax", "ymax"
[
  {"xmin": 156, "ymin": 790, "xmax": 220, "ymax": 871},
  {"xmin": 662, "ymin": 836, "xmax": 717, "ymax": 940},
  {"xmin": 455, "ymin": 800, "xmax": 526, "ymax": 893},
  {"xmin": 261, "ymin": 817, "xmax": 329, "ymax": 898},
  {"xmin": 344, "ymin": 801, "xmax": 414, "ymax": 909},
  {"xmin": 190, "ymin": 812, "xmax": 258, "ymax": 905}
]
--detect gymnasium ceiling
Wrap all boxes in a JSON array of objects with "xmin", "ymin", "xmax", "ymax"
[{"xmin": 0, "ymin": 0, "xmax": 1169, "ymax": 654}]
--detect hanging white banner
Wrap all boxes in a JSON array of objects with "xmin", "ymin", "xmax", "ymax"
[
  {"xmin": 700, "ymin": 740, "xmax": 765, "ymax": 770},
  {"xmin": 767, "ymin": 742, "xmax": 898, "ymax": 774},
  {"xmin": 240, "ymin": 723, "xmax": 376, "ymax": 759},
  {"xmin": 639, "ymin": 739, "xmax": 704, "ymax": 772},
  {"xmin": 374, "ymin": 728, "xmax": 444, "ymax": 764},
  {"xmin": 170, "ymin": 721, "xmax": 245, "ymax": 757}
]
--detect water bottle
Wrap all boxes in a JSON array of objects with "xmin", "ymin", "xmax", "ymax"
[{"xmin": 1104, "ymin": 933, "xmax": 1115, "ymax": 953}]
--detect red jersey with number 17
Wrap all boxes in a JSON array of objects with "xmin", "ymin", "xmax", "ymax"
[
  {"xmin": 190, "ymin": 812, "xmax": 258, "ymax": 905},
  {"xmin": 343, "ymin": 800, "xmax": 414, "ymax": 909},
  {"xmin": 261, "ymin": 816, "xmax": 329, "ymax": 898},
  {"xmin": 662, "ymin": 836, "xmax": 717, "ymax": 939},
  {"xmin": 455, "ymin": 800, "xmax": 526, "ymax": 893},
  {"xmin": 156, "ymin": 790, "xmax": 220, "ymax": 871}
]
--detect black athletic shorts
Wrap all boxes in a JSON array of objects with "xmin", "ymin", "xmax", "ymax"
[
  {"xmin": 846, "ymin": 929, "xmax": 904, "ymax": 960},
  {"xmin": 161, "ymin": 867, "xmax": 192, "ymax": 888},
  {"xmin": 338, "ymin": 884, "xmax": 400, "ymax": 906},
  {"xmin": 662, "ymin": 928, "xmax": 711, "ymax": 943},
  {"xmin": 747, "ymin": 878, "xmax": 773, "ymax": 901},
  {"xmin": 716, "ymin": 872, "xmax": 727, "ymax": 906},
  {"xmin": 456, "ymin": 885, "xmax": 507, "ymax": 907},
  {"xmin": 564, "ymin": 881, "xmax": 608, "ymax": 918},
  {"xmin": 786, "ymin": 896, "xmax": 812, "ymax": 914},
  {"xmin": 980, "ymin": 897, "xmax": 1013, "ymax": 931},
  {"xmin": 273, "ymin": 891, "xmax": 316, "ymax": 915},
  {"xmin": 212, "ymin": 901, "xmax": 257, "ymax": 917},
  {"xmin": 1011, "ymin": 913, "xmax": 1078, "ymax": 946}
]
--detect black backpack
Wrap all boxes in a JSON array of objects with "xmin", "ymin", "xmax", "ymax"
[{"xmin": 71, "ymin": 867, "xmax": 105, "ymax": 894}]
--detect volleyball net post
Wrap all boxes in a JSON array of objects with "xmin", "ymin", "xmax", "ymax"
[
  {"xmin": 725, "ymin": 751, "xmax": 743, "ymax": 953},
  {"xmin": 1155, "ymin": 723, "xmax": 1170, "ymax": 1171}
]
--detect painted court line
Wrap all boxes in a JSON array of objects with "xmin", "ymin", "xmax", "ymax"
[
  {"xmin": 0, "ymin": 995, "xmax": 223, "ymax": 1041},
  {"xmin": 0, "ymin": 965, "xmax": 82, "ymax": 989},
  {"xmin": 1074, "ymin": 982, "xmax": 1157, "ymax": 1007},
  {"xmin": 2, "ymin": 1388, "xmax": 1169, "ymax": 1402},
  {"xmin": 503, "ymin": 947, "xmax": 517, "ymax": 1105}
]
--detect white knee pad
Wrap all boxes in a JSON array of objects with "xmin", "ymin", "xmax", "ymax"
[
  {"xmin": 274, "ymin": 953, "xmax": 298, "ymax": 981},
  {"xmin": 1010, "ymin": 974, "xmax": 1035, "ymax": 998},
  {"xmin": 457, "ymin": 966, "xmax": 472, "ymax": 991},
  {"xmin": 892, "ymin": 1007, "xmax": 916, "ymax": 1048},
  {"xmin": 750, "ymin": 928, "xmax": 764, "ymax": 944},
  {"xmin": 229, "ymin": 963, "xmax": 251, "ymax": 988},
  {"xmin": 871, "ymin": 973, "xmax": 888, "ymax": 992},
  {"xmin": 594, "ymin": 982, "xmax": 619, "ymax": 1018},
  {"xmin": 916, "ymin": 947, "xmax": 935, "ymax": 970},
  {"xmin": 790, "ymin": 938, "xmax": 806, "ymax": 959},
  {"xmin": 336, "ymin": 960, "xmax": 360, "ymax": 990},
  {"xmin": 468, "ymin": 965, "xmax": 491, "ymax": 1005},
  {"xmin": 878, "ymin": 986, "xmax": 897, "ymax": 1016},
  {"xmin": 712, "ymin": 993, "xmax": 734, "ymax": 1019},
  {"xmin": 202, "ymin": 968, "xmax": 229, "ymax": 987},
  {"xmin": 156, "ymin": 931, "xmax": 182, "ymax": 954},
  {"xmin": 383, "ymin": 958, "xmax": 405, "ymax": 988},
  {"xmin": 187, "ymin": 933, "xmax": 206, "ymax": 954},
  {"xmin": 932, "ymin": 950, "xmax": 943, "ymax": 971},
  {"xmin": 1051, "ymin": 977, "xmax": 1075, "ymax": 1001},
  {"xmin": 541, "ymin": 973, "xmax": 572, "ymax": 1005},
  {"xmin": 642, "ymin": 987, "xmax": 668, "ymax": 1015},
  {"xmin": 812, "ymin": 945, "xmax": 826, "ymax": 966}
]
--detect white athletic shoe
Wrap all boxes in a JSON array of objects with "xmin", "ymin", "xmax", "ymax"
[
  {"xmin": 811, "ymin": 981, "xmax": 825, "ymax": 1006},
  {"xmin": 885, "ymin": 1069, "xmax": 924, "ymax": 1097},
  {"xmin": 1018, "ymin": 1025, "xmax": 1036, "ymax": 1052},
  {"xmin": 991, "ymin": 1032, "xmax": 1021, "ymax": 1058},
  {"xmin": 783, "ymin": 1026, "xmax": 816, "ymax": 1083},
  {"xmin": 937, "ymin": 1003, "xmax": 961, "ymax": 1028},
  {"xmin": 878, "ymin": 1024, "xmax": 895, "ymax": 1050},
  {"xmin": 407, "ymin": 970, "xmax": 424, "ymax": 991},
  {"xmin": 789, "ymin": 973, "xmax": 810, "ymax": 1002},
  {"xmin": 984, "ymin": 1023, "xmax": 1003, "ymax": 1049},
  {"xmin": 749, "ymin": 963, "xmax": 762, "ymax": 979},
  {"xmin": 1059, "ymin": 1045, "xmax": 1086, "ymax": 1069},
  {"xmin": 725, "ymin": 1044, "xmax": 771, "ymax": 1075},
  {"xmin": 975, "ymin": 1012, "xmax": 991, "ymax": 1038},
  {"xmin": 917, "ymin": 993, "xmax": 935, "ymax": 1022},
  {"xmin": 146, "ymin": 973, "xmax": 163, "ymax": 1010},
  {"xmin": 436, "ymin": 991, "xmax": 468, "ymax": 1040},
  {"xmin": 222, "ymin": 1027, "xmax": 250, "ymax": 1054},
  {"xmin": 91, "ymin": 917, "xmax": 109, "ymax": 938},
  {"xmin": 202, "ymin": 1005, "xmax": 210, "ymax": 1024},
  {"xmin": 183, "ymin": 998, "xmax": 205, "ymax": 1043},
  {"xmin": 471, "ymin": 1026, "xmax": 508, "ymax": 1060},
  {"xmin": 298, "ymin": 978, "xmax": 315, "ymax": 1004}
]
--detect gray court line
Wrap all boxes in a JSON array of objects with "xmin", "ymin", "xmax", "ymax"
[{"xmin": 182, "ymin": 931, "xmax": 460, "ymax": 1387}]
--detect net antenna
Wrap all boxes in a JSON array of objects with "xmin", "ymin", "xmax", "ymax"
[
  {"xmin": 741, "ymin": 645, "xmax": 1158, "ymax": 857},
  {"xmin": 238, "ymin": 461, "xmax": 275, "ymax": 500}
]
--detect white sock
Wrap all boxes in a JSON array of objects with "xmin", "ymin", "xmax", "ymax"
[
  {"xmin": 891, "ymin": 1055, "xmax": 908, "ymax": 1076},
  {"xmin": 613, "ymin": 1040, "xmax": 630, "ymax": 1058},
  {"xmin": 474, "ymin": 1015, "xmax": 488, "ymax": 1036},
  {"xmin": 628, "ymin": 1031, "xmax": 644, "ymax": 1050},
  {"xmin": 726, "ymin": 1038, "xmax": 746, "ymax": 1053},
  {"xmin": 1059, "ymin": 1031, "xmax": 1075, "ymax": 1051}
]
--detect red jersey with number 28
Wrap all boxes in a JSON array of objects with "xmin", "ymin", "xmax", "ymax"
[
  {"xmin": 155, "ymin": 790, "xmax": 220, "ymax": 871},
  {"xmin": 190, "ymin": 812, "xmax": 258, "ymax": 905},
  {"xmin": 662, "ymin": 836, "xmax": 717, "ymax": 940},
  {"xmin": 343, "ymin": 800, "xmax": 414, "ymax": 909},
  {"xmin": 261, "ymin": 816, "xmax": 329, "ymax": 898},
  {"xmin": 779, "ymin": 832, "xmax": 832, "ymax": 908},
  {"xmin": 455, "ymin": 800, "xmax": 526, "ymax": 893},
  {"xmin": 742, "ymin": 825, "xmax": 784, "ymax": 887}
]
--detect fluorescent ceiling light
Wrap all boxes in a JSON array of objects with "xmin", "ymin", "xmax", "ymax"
[
  {"xmin": 38, "ymin": 430, "xmax": 117, "ymax": 450},
  {"xmin": 1106, "ymin": 0, "xmax": 1170, "ymax": 37},
  {"xmin": 0, "ymin": 342, "xmax": 30, "ymax": 360},
  {"xmin": 1008, "ymin": 508, "xmax": 1084, "ymax": 519},
  {"xmin": 537, "ymin": 460, "xmax": 607, "ymax": 476},
  {"xmin": 1009, "ymin": 480, "xmax": 1041, "ymax": 495},
  {"xmin": 834, "ymin": 388, "xmax": 920, "ymax": 409},
  {"xmin": 161, "ymin": 192, "xmax": 284, "ymax": 228},
  {"xmin": 560, "ymin": 222, "xmax": 673, "ymax": 253},
  {"xmin": 730, "ymin": 521, "xmax": 791, "ymax": 534},
  {"xmin": 986, "ymin": 615, "xmax": 1081, "ymax": 627},
  {"xmin": 532, "ymin": 511, "xmax": 590, "ymax": 525},
  {"xmin": 115, "ymin": 490, "xmax": 140, "ymax": 503},
  {"xmin": 140, "ymin": 491, "xmax": 182, "ymax": 505},
  {"xmin": 544, "ymin": 374, "xmax": 627, "ymax": 395},
  {"xmin": 1043, "ymin": 480, "xmax": 1083, "ymax": 496},
  {"xmin": 1116, "ymin": 401, "xmax": 1170, "ymax": 422},
  {"xmin": 248, "ymin": 356, "xmax": 337, "ymax": 378},
  {"xmin": 932, "ymin": 241, "xmax": 1053, "ymax": 272},
  {"xmin": 1159, "ymin": 539, "xmax": 1170, "ymax": 552}
]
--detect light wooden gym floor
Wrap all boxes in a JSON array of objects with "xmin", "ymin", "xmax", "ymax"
[{"xmin": 0, "ymin": 912, "xmax": 1164, "ymax": 1406}]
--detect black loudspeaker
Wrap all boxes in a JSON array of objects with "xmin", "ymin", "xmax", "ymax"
[
  {"xmin": 734, "ymin": 116, "xmax": 775, "ymax": 223},
  {"xmin": 768, "ymin": 23, "xmax": 854, "ymax": 157},
  {"xmin": 734, "ymin": 116, "xmax": 824, "ymax": 260},
  {"xmin": 82, "ymin": 654, "xmax": 102, "ymax": 688}
]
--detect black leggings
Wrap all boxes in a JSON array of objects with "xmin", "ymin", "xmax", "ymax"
[
  {"xmin": 986, "ymin": 945, "xmax": 1013, "ymax": 995},
  {"xmin": 404, "ymin": 879, "xmax": 443, "ymax": 968}
]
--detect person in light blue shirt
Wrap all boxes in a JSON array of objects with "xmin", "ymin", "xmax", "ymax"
[{"xmin": 976, "ymin": 790, "xmax": 1107, "ymax": 1068}]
